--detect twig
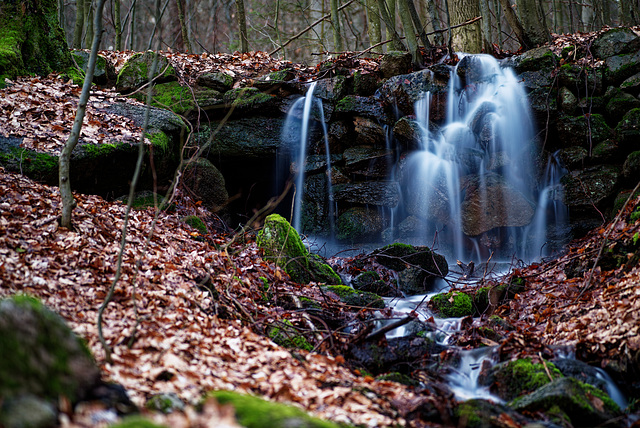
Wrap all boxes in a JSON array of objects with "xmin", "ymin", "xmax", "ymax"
[
  {"xmin": 269, "ymin": 0, "xmax": 356, "ymax": 56},
  {"xmin": 364, "ymin": 314, "xmax": 418, "ymax": 341},
  {"xmin": 576, "ymin": 179, "xmax": 640, "ymax": 301}
]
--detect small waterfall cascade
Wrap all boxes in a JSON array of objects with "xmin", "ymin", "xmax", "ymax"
[
  {"xmin": 282, "ymin": 82, "xmax": 335, "ymax": 235},
  {"xmin": 446, "ymin": 347, "xmax": 502, "ymax": 402},
  {"xmin": 404, "ymin": 54, "xmax": 557, "ymax": 262}
]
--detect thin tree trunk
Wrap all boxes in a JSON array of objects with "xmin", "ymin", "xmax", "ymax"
[
  {"xmin": 377, "ymin": 0, "xmax": 405, "ymax": 50},
  {"xmin": 479, "ymin": 0, "xmax": 492, "ymax": 49},
  {"xmin": 274, "ymin": 0, "xmax": 285, "ymax": 57},
  {"xmin": 236, "ymin": 0, "xmax": 248, "ymax": 52},
  {"xmin": 176, "ymin": 0, "xmax": 192, "ymax": 51},
  {"xmin": 85, "ymin": 0, "xmax": 94, "ymax": 48},
  {"xmin": 406, "ymin": 0, "xmax": 432, "ymax": 49},
  {"xmin": 58, "ymin": 0, "xmax": 66, "ymax": 35},
  {"xmin": 73, "ymin": 0, "xmax": 84, "ymax": 48},
  {"xmin": 331, "ymin": 0, "xmax": 344, "ymax": 51},
  {"xmin": 497, "ymin": 0, "xmax": 527, "ymax": 48},
  {"xmin": 128, "ymin": 0, "xmax": 136, "ymax": 50},
  {"xmin": 427, "ymin": 0, "xmax": 444, "ymax": 45},
  {"xmin": 492, "ymin": 0, "xmax": 502, "ymax": 48},
  {"xmin": 114, "ymin": 0, "xmax": 122, "ymax": 50},
  {"xmin": 365, "ymin": 0, "xmax": 382, "ymax": 52},
  {"xmin": 60, "ymin": 0, "xmax": 107, "ymax": 229},
  {"xmin": 385, "ymin": 0, "xmax": 396, "ymax": 43},
  {"xmin": 398, "ymin": 0, "xmax": 420, "ymax": 64}
]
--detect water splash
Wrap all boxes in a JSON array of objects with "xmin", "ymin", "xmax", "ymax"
[{"xmin": 446, "ymin": 347, "xmax": 502, "ymax": 402}]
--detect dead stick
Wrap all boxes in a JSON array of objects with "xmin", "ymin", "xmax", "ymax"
[
  {"xmin": 270, "ymin": 0, "xmax": 356, "ymax": 56},
  {"xmin": 365, "ymin": 314, "xmax": 417, "ymax": 341}
]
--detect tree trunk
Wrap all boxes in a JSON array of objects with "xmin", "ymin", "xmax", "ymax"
[
  {"xmin": 449, "ymin": 0, "xmax": 483, "ymax": 52},
  {"xmin": 73, "ymin": 0, "xmax": 85, "ymax": 48},
  {"xmin": 479, "ymin": 0, "xmax": 492, "ymax": 49},
  {"xmin": 114, "ymin": 0, "xmax": 122, "ymax": 50},
  {"xmin": 365, "ymin": 0, "xmax": 382, "ymax": 53},
  {"xmin": 518, "ymin": 0, "xmax": 550, "ymax": 46},
  {"xmin": 58, "ymin": 0, "xmax": 66, "ymax": 33},
  {"xmin": 427, "ymin": 0, "xmax": 444, "ymax": 45},
  {"xmin": 398, "ymin": 0, "xmax": 420, "ymax": 64},
  {"xmin": 176, "ymin": 0, "xmax": 192, "ymax": 52},
  {"xmin": 406, "ymin": 0, "xmax": 432, "ymax": 50},
  {"xmin": 331, "ymin": 0, "xmax": 344, "ymax": 51},
  {"xmin": 377, "ymin": 0, "xmax": 405, "ymax": 50},
  {"xmin": 60, "ymin": 0, "xmax": 107, "ymax": 229},
  {"xmin": 85, "ymin": 0, "xmax": 94, "ymax": 48},
  {"xmin": 497, "ymin": 0, "xmax": 527, "ymax": 48},
  {"xmin": 236, "ymin": 0, "xmax": 248, "ymax": 52}
]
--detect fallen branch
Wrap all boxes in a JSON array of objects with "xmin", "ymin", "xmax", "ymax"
[{"xmin": 364, "ymin": 314, "xmax": 418, "ymax": 341}]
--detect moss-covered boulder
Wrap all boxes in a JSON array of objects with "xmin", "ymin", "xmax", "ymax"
[
  {"xmin": 556, "ymin": 113, "xmax": 612, "ymax": 148},
  {"xmin": 592, "ymin": 27, "xmax": 640, "ymax": 60},
  {"xmin": 478, "ymin": 358, "xmax": 562, "ymax": 401},
  {"xmin": 182, "ymin": 158, "xmax": 228, "ymax": 211},
  {"xmin": 130, "ymin": 81, "xmax": 223, "ymax": 116},
  {"xmin": 429, "ymin": 291, "xmax": 473, "ymax": 318},
  {"xmin": 182, "ymin": 215, "xmax": 207, "ymax": 235},
  {"xmin": 208, "ymin": 390, "xmax": 340, "ymax": 428},
  {"xmin": 257, "ymin": 214, "xmax": 341, "ymax": 285},
  {"xmin": 604, "ymin": 50, "xmax": 640, "ymax": 85},
  {"xmin": 336, "ymin": 207, "xmax": 386, "ymax": 242},
  {"xmin": 351, "ymin": 271, "xmax": 396, "ymax": 297},
  {"xmin": 267, "ymin": 319, "xmax": 313, "ymax": 351},
  {"xmin": 223, "ymin": 87, "xmax": 278, "ymax": 114},
  {"xmin": 116, "ymin": 51, "xmax": 177, "ymax": 93},
  {"xmin": 616, "ymin": 108, "xmax": 640, "ymax": 147},
  {"xmin": 0, "ymin": 295, "xmax": 100, "ymax": 405},
  {"xmin": 454, "ymin": 399, "xmax": 529, "ymax": 428},
  {"xmin": 379, "ymin": 51, "xmax": 412, "ymax": 78},
  {"xmin": 324, "ymin": 285, "xmax": 384, "ymax": 308},
  {"xmin": 0, "ymin": 0, "xmax": 71, "ymax": 81},
  {"xmin": 373, "ymin": 243, "xmax": 448, "ymax": 276},
  {"xmin": 145, "ymin": 392, "xmax": 185, "ymax": 414},
  {"xmin": 196, "ymin": 71, "xmax": 234, "ymax": 92},
  {"xmin": 509, "ymin": 377, "xmax": 621, "ymax": 426},
  {"xmin": 69, "ymin": 50, "xmax": 116, "ymax": 86},
  {"xmin": 562, "ymin": 165, "xmax": 620, "ymax": 212},
  {"xmin": 605, "ymin": 87, "xmax": 640, "ymax": 122},
  {"xmin": 511, "ymin": 46, "xmax": 558, "ymax": 73}
]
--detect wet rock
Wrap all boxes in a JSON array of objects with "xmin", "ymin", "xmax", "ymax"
[
  {"xmin": 454, "ymin": 399, "xmax": 530, "ymax": 428},
  {"xmin": 182, "ymin": 158, "xmax": 228, "ymax": 211},
  {"xmin": 0, "ymin": 394, "xmax": 58, "ymax": 428},
  {"xmin": 551, "ymin": 359, "xmax": 609, "ymax": 393},
  {"xmin": 253, "ymin": 68, "xmax": 295, "ymax": 92},
  {"xmin": 301, "ymin": 173, "xmax": 331, "ymax": 235},
  {"xmin": 377, "ymin": 69, "xmax": 449, "ymax": 118},
  {"xmin": 557, "ymin": 146, "xmax": 588, "ymax": 169},
  {"xmin": 460, "ymin": 173, "xmax": 535, "ymax": 236},
  {"xmin": 621, "ymin": 71, "xmax": 640, "ymax": 93},
  {"xmin": 257, "ymin": 214, "xmax": 341, "ymax": 284},
  {"xmin": 622, "ymin": 150, "xmax": 640, "ymax": 183},
  {"xmin": 334, "ymin": 95, "xmax": 386, "ymax": 120},
  {"xmin": 0, "ymin": 295, "xmax": 101, "ymax": 404},
  {"xmin": 196, "ymin": 71, "xmax": 234, "ymax": 92},
  {"xmin": 353, "ymin": 117, "xmax": 387, "ymax": 147},
  {"xmin": 556, "ymin": 113, "xmax": 612, "ymax": 148},
  {"xmin": 323, "ymin": 285, "xmax": 384, "ymax": 308},
  {"xmin": 592, "ymin": 27, "xmax": 640, "ymax": 60},
  {"xmin": 605, "ymin": 87, "xmax": 640, "ymax": 122},
  {"xmin": 519, "ymin": 70, "xmax": 554, "ymax": 90},
  {"xmin": 352, "ymin": 70, "xmax": 381, "ymax": 96},
  {"xmin": 129, "ymin": 81, "xmax": 223, "ymax": 116},
  {"xmin": 509, "ymin": 46, "xmax": 558, "ymax": 73},
  {"xmin": 392, "ymin": 116, "xmax": 424, "ymax": 150},
  {"xmin": 379, "ymin": 51, "xmax": 412, "ymax": 78},
  {"xmin": 336, "ymin": 207, "xmax": 386, "ymax": 241},
  {"xmin": 604, "ymin": 50, "xmax": 640, "ymax": 85},
  {"xmin": 342, "ymin": 145, "xmax": 391, "ymax": 177},
  {"xmin": 351, "ymin": 271, "xmax": 398, "ymax": 297},
  {"xmin": 314, "ymin": 76, "xmax": 347, "ymax": 102},
  {"xmin": 333, "ymin": 181, "xmax": 400, "ymax": 207},
  {"xmin": 105, "ymin": 102, "xmax": 185, "ymax": 134},
  {"xmin": 591, "ymin": 140, "xmax": 621, "ymax": 164},
  {"xmin": 478, "ymin": 358, "xmax": 562, "ymax": 401},
  {"xmin": 562, "ymin": 165, "xmax": 619, "ymax": 211},
  {"xmin": 557, "ymin": 64, "xmax": 603, "ymax": 95},
  {"xmin": 349, "ymin": 335, "xmax": 445, "ymax": 374},
  {"xmin": 558, "ymin": 87, "xmax": 578, "ymax": 114},
  {"xmin": 116, "ymin": 51, "xmax": 177, "ymax": 93},
  {"xmin": 223, "ymin": 87, "xmax": 279, "ymax": 115},
  {"xmin": 509, "ymin": 378, "xmax": 621, "ymax": 427},
  {"xmin": 198, "ymin": 117, "xmax": 287, "ymax": 158},
  {"xmin": 615, "ymin": 108, "xmax": 640, "ymax": 147},
  {"xmin": 528, "ymin": 88, "xmax": 558, "ymax": 126},
  {"xmin": 373, "ymin": 242, "xmax": 448, "ymax": 276}
]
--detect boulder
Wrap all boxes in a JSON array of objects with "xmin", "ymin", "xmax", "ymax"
[
  {"xmin": 342, "ymin": 145, "xmax": 392, "ymax": 177},
  {"xmin": 223, "ymin": 87, "xmax": 279, "ymax": 115},
  {"xmin": 379, "ymin": 51, "xmax": 412, "ymax": 78},
  {"xmin": 557, "ymin": 146, "xmax": 588, "ymax": 169},
  {"xmin": 460, "ymin": 173, "xmax": 535, "ymax": 236},
  {"xmin": 558, "ymin": 86, "xmax": 578, "ymax": 114},
  {"xmin": 373, "ymin": 242, "xmax": 448, "ymax": 278},
  {"xmin": 130, "ymin": 81, "xmax": 223, "ymax": 116},
  {"xmin": 257, "ymin": 214, "xmax": 341, "ymax": 284},
  {"xmin": 615, "ymin": 108, "xmax": 640, "ymax": 147},
  {"xmin": 323, "ymin": 285, "xmax": 384, "ymax": 308},
  {"xmin": 622, "ymin": 150, "xmax": 640, "ymax": 183},
  {"xmin": 196, "ymin": 71, "xmax": 234, "ymax": 92},
  {"xmin": 557, "ymin": 64, "xmax": 604, "ymax": 95},
  {"xmin": 336, "ymin": 207, "xmax": 386, "ymax": 241},
  {"xmin": 313, "ymin": 76, "xmax": 347, "ymax": 102},
  {"xmin": 592, "ymin": 27, "xmax": 640, "ymax": 59},
  {"xmin": 182, "ymin": 158, "xmax": 228, "ymax": 211},
  {"xmin": 334, "ymin": 95, "xmax": 386, "ymax": 120},
  {"xmin": 105, "ymin": 101, "xmax": 185, "ymax": 135},
  {"xmin": 556, "ymin": 113, "xmax": 612, "ymax": 148},
  {"xmin": 333, "ymin": 181, "xmax": 400, "ymax": 207},
  {"xmin": 349, "ymin": 335, "xmax": 445, "ymax": 374},
  {"xmin": 351, "ymin": 271, "xmax": 398, "ymax": 297},
  {"xmin": 509, "ymin": 46, "xmax": 558, "ymax": 74},
  {"xmin": 70, "ymin": 51, "xmax": 116, "ymax": 85},
  {"xmin": 377, "ymin": 69, "xmax": 449, "ymax": 118},
  {"xmin": 429, "ymin": 291, "xmax": 473, "ymax": 318},
  {"xmin": 509, "ymin": 377, "xmax": 620, "ymax": 426},
  {"xmin": 116, "ymin": 51, "xmax": 177, "ymax": 93},
  {"xmin": 605, "ymin": 87, "xmax": 640, "ymax": 123},
  {"xmin": 353, "ymin": 117, "xmax": 387, "ymax": 147},
  {"xmin": 392, "ymin": 116, "xmax": 424, "ymax": 150},
  {"xmin": 352, "ymin": 70, "xmax": 381, "ymax": 96},
  {"xmin": 0, "ymin": 296, "xmax": 100, "ymax": 405},
  {"xmin": 562, "ymin": 165, "xmax": 620, "ymax": 210},
  {"xmin": 300, "ymin": 173, "xmax": 331, "ymax": 236},
  {"xmin": 604, "ymin": 50, "xmax": 640, "ymax": 85},
  {"xmin": 454, "ymin": 399, "xmax": 530, "ymax": 428},
  {"xmin": 477, "ymin": 358, "xmax": 562, "ymax": 401},
  {"xmin": 621, "ymin": 71, "xmax": 640, "ymax": 93}
]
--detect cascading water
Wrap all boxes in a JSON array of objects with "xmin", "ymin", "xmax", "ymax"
[{"xmin": 403, "ymin": 54, "xmax": 557, "ymax": 262}]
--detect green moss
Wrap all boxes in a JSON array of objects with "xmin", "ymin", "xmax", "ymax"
[
  {"xmin": 146, "ymin": 393, "xmax": 184, "ymax": 414},
  {"xmin": 82, "ymin": 143, "xmax": 118, "ymax": 158},
  {"xmin": 131, "ymin": 81, "xmax": 221, "ymax": 115},
  {"xmin": 325, "ymin": 285, "xmax": 384, "ymax": 308},
  {"xmin": 430, "ymin": 292, "xmax": 473, "ymax": 318},
  {"xmin": 145, "ymin": 131, "xmax": 171, "ymax": 154},
  {"xmin": 111, "ymin": 416, "xmax": 168, "ymax": 428},
  {"xmin": 117, "ymin": 191, "xmax": 169, "ymax": 210},
  {"xmin": 0, "ymin": 15, "xmax": 25, "ymax": 80},
  {"xmin": 376, "ymin": 372, "xmax": 419, "ymax": 387},
  {"xmin": 496, "ymin": 358, "xmax": 562, "ymax": 400},
  {"xmin": 257, "ymin": 214, "xmax": 310, "ymax": 280},
  {"xmin": 208, "ymin": 390, "xmax": 340, "ymax": 428},
  {"xmin": 183, "ymin": 215, "xmax": 207, "ymax": 234},
  {"xmin": 299, "ymin": 297, "xmax": 321, "ymax": 309},
  {"xmin": 454, "ymin": 401, "xmax": 486, "ymax": 428},
  {"xmin": 335, "ymin": 95, "xmax": 357, "ymax": 113},
  {"xmin": 0, "ymin": 146, "xmax": 58, "ymax": 182}
]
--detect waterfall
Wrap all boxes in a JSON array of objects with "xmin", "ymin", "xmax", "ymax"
[{"xmin": 404, "ymin": 54, "xmax": 563, "ymax": 262}]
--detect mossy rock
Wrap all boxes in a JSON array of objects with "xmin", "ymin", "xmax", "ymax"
[
  {"xmin": 336, "ymin": 207, "xmax": 385, "ymax": 242},
  {"xmin": 130, "ymin": 81, "xmax": 223, "ymax": 116},
  {"xmin": 604, "ymin": 50, "xmax": 640, "ymax": 84},
  {"xmin": 455, "ymin": 399, "xmax": 528, "ymax": 428},
  {"xmin": 509, "ymin": 377, "xmax": 620, "ymax": 426},
  {"xmin": 208, "ymin": 390, "xmax": 341, "ymax": 428},
  {"xmin": 0, "ymin": 394, "xmax": 58, "ymax": 428},
  {"xmin": 0, "ymin": 0, "xmax": 71, "ymax": 80},
  {"xmin": 0, "ymin": 295, "xmax": 100, "ymax": 404},
  {"xmin": 116, "ymin": 51, "xmax": 177, "ymax": 93},
  {"xmin": 429, "ymin": 291, "xmax": 473, "ymax": 318},
  {"xmin": 223, "ymin": 87, "xmax": 278, "ymax": 113},
  {"xmin": 351, "ymin": 271, "xmax": 395, "ymax": 297},
  {"xmin": 379, "ymin": 51, "xmax": 412, "ymax": 78},
  {"xmin": 0, "ymin": 138, "xmax": 59, "ymax": 182},
  {"xmin": 145, "ymin": 392, "xmax": 185, "ymax": 414},
  {"xmin": 257, "ymin": 214, "xmax": 340, "ymax": 285},
  {"xmin": 557, "ymin": 64, "xmax": 603, "ymax": 95},
  {"xmin": 373, "ymin": 243, "xmax": 448, "ymax": 277},
  {"xmin": 110, "ymin": 416, "xmax": 169, "ymax": 428},
  {"xmin": 324, "ymin": 285, "xmax": 384, "ymax": 309},
  {"xmin": 556, "ymin": 113, "xmax": 612, "ymax": 148},
  {"xmin": 478, "ymin": 358, "xmax": 562, "ymax": 401},
  {"xmin": 512, "ymin": 47, "xmax": 558, "ymax": 73},
  {"xmin": 117, "ymin": 191, "xmax": 171, "ymax": 211},
  {"xmin": 182, "ymin": 215, "xmax": 207, "ymax": 235},
  {"xmin": 376, "ymin": 372, "xmax": 419, "ymax": 387},
  {"xmin": 69, "ymin": 50, "xmax": 116, "ymax": 86},
  {"xmin": 616, "ymin": 108, "xmax": 640, "ymax": 147},
  {"xmin": 196, "ymin": 71, "xmax": 234, "ymax": 92},
  {"xmin": 182, "ymin": 158, "xmax": 228, "ymax": 211},
  {"xmin": 268, "ymin": 319, "xmax": 313, "ymax": 351}
]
